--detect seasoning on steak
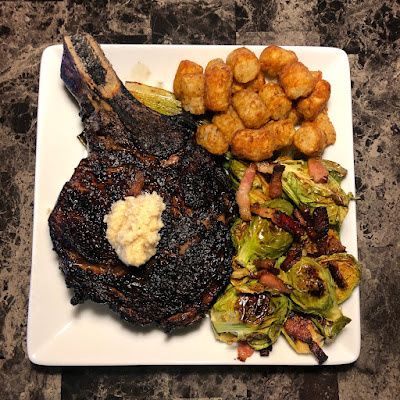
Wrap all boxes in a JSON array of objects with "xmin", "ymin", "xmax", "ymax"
[{"xmin": 48, "ymin": 34, "xmax": 235, "ymax": 332}]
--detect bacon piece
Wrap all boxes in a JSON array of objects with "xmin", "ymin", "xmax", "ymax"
[
  {"xmin": 327, "ymin": 261, "xmax": 348, "ymax": 288},
  {"xmin": 272, "ymin": 210, "xmax": 304, "ymax": 237},
  {"xmin": 253, "ymin": 258, "xmax": 279, "ymax": 275},
  {"xmin": 280, "ymin": 245, "xmax": 302, "ymax": 272},
  {"xmin": 237, "ymin": 341, "xmax": 255, "ymax": 362},
  {"xmin": 250, "ymin": 203, "xmax": 275, "ymax": 218},
  {"xmin": 256, "ymin": 161, "xmax": 275, "ymax": 174},
  {"xmin": 161, "ymin": 154, "xmax": 180, "ymax": 166},
  {"xmin": 308, "ymin": 157, "xmax": 329, "ymax": 183},
  {"xmin": 326, "ymin": 232, "xmax": 346, "ymax": 254},
  {"xmin": 269, "ymin": 164, "xmax": 285, "ymax": 199},
  {"xmin": 284, "ymin": 312, "xmax": 328, "ymax": 364},
  {"xmin": 236, "ymin": 163, "xmax": 257, "ymax": 221},
  {"xmin": 259, "ymin": 345, "xmax": 273, "ymax": 357},
  {"xmin": 258, "ymin": 271, "xmax": 291, "ymax": 293}
]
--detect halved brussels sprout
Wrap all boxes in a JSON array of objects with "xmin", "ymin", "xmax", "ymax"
[
  {"xmin": 211, "ymin": 284, "xmax": 290, "ymax": 350},
  {"xmin": 311, "ymin": 314, "xmax": 351, "ymax": 340},
  {"xmin": 277, "ymin": 158, "xmax": 351, "ymax": 228},
  {"xmin": 282, "ymin": 257, "xmax": 342, "ymax": 321},
  {"xmin": 233, "ymin": 215, "xmax": 293, "ymax": 267},
  {"xmin": 317, "ymin": 253, "xmax": 361, "ymax": 303}
]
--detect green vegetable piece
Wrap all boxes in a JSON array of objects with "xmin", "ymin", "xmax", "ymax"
[
  {"xmin": 317, "ymin": 253, "xmax": 361, "ymax": 303},
  {"xmin": 311, "ymin": 314, "xmax": 351, "ymax": 340},
  {"xmin": 278, "ymin": 158, "xmax": 351, "ymax": 227},
  {"xmin": 234, "ymin": 215, "xmax": 293, "ymax": 267},
  {"xmin": 284, "ymin": 257, "xmax": 342, "ymax": 321},
  {"xmin": 211, "ymin": 284, "xmax": 290, "ymax": 350},
  {"xmin": 263, "ymin": 199, "xmax": 294, "ymax": 216}
]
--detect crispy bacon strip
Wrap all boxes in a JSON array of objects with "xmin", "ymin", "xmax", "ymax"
[
  {"xmin": 272, "ymin": 210, "xmax": 304, "ymax": 237},
  {"xmin": 284, "ymin": 313, "xmax": 328, "ymax": 364},
  {"xmin": 258, "ymin": 271, "xmax": 291, "ymax": 293},
  {"xmin": 280, "ymin": 245, "xmax": 303, "ymax": 272},
  {"xmin": 327, "ymin": 261, "xmax": 348, "ymax": 288},
  {"xmin": 313, "ymin": 207, "xmax": 329, "ymax": 254},
  {"xmin": 236, "ymin": 163, "xmax": 257, "ymax": 221},
  {"xmin": 237, "ymin": 341, "xmax": 255, "ymax": 362},
  {"xmin": 253, "ymin": 258, "xmax": 278, "ymax": 273},
  {"xmin": 250, "ymin": 203, "xmax": 275, "ymax": 218},
  {"xmin": 326, "ymin": 232, "xmax": 346, "ymax": 254},
  {"xmin": 308, "ymin": 157, "xmax": 329, "ymax": 183},
  {"xmin": 269, "ymin": 164, "xmax": 285, "ymax": 199}
]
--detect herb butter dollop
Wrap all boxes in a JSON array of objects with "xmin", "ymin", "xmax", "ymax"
[{"xmin": 104, "ymin": 192, "xmax": 166, "ymax": 267}]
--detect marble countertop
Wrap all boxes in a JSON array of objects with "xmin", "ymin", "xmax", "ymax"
[{"xmin": 0, "ymin": 1, "xmax": 399, "ymax": 399}]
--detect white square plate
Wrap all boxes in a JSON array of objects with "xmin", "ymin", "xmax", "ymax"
[{"xmin": 28, "ymin": 44, "xmax": 360, "ymax": 366}]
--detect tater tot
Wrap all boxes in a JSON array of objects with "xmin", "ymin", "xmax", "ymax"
[
  {"xmin": 259, "ymin": 82, "xmax": 292, "ymax": 120},
  {"xmin": 296, "ymin": 79, "xmax": 331, "ymax": 120},
  {"xmin": 265, "ymin": 119, "xmax": 296, "ymax": 149},
  {"xmin": 226, "ymin": 47, "xmax": 261, "ymax": 84},
  {"xmin": 232, "ymin": 89, "xmax": 270, "ymax": 129},
  {"xmin": 204, "ymin": 58, "xmax": 233, "ymax": 112},
  {"xmin": 278, "ymin": 61, "xmax": 315, "ymax": 100},
  {"xmin": 231, "ymin": 71, "xmax": 265, "ymax": 94},
  {"xmin": 311, "ymin": 70, "xmax": 323, "ymax": 82},
  {"xmin": 312, "ymin": 107, "xmax": 336, "ymax": 145},
  {"xmin": 293, "ymin": 123, "xmax": 328, "ymax": 157},
  {"xmin": 259, "ymin": 45, "xmax": 298, "ymax": 77},
  {"xmin": 212, "ymin": 105, "xmax": 245, "ymax": 144},
  {"xmin": 173, "ymin": 60, "xmax": 204, "ymax": 100},
  {"xmin": 231, "ymin": 127, "xmax": 276, "ymax": 161},
  {"xmin": 195, "ymin": 123, "xmax": 229, "ymax": 155},
  {"xmin": 286, "ymin": 107, "xmax": 303, "ymax": 126},
  {"xmin": 180, "ymin": 73, "xmax": 205, "ymax": 115}
]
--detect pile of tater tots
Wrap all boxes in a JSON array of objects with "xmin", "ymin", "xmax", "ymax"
[{"xmin": 173, "ymin": 45, "xmax": 336, "ymax": 161}]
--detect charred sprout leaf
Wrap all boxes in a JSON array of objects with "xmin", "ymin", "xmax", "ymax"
[
  {"xmin": 321, "ymin": 160, "xmax": 348, "ymax": 184},
  {"xmin": 211, "ymin": 284, "xmax": 290, "ymax": 350},
  {"xmin": 311, "ymin": 314, "xmax": 351, "ymax": 340},
  {"xmin": 264, "ymin": 199, "xmax": 294, "ymax": 216},
  {"xmin": 277, "ymin": 158, "xmax": 351, "ymax": 228},
  {"xmin": 283, "ymin": 257, "xmax": 342, "ymax": 321},
  {"xmin": 235, "ymin": 215, "xmax": 293, "ymax": 267},
  {"xmin": 317, "ymin": 253, "xmax": 361, "ymax": 303}
]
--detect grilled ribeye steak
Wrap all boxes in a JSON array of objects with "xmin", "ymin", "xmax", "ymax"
[{"xmin": 49, "ymin": 34, "xmax": 235, "ymax": 331}]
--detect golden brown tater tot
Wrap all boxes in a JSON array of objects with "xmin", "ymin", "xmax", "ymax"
[
  {"xmin": 296, "ymin": 79, "xmax": 331, "ymax": 120},
  {"xmin": 293, "ymin": 123, "xmax": 328, "ymax": 157},
  {"xmin": 265, "ymin": 119, "xmax": 296, "ymax": 149},
  {"xmin": 231, "ymin": 127, "xmax": 276, "ymax": 161},
  {"xmin": 226, "ymin": 47, "xmax": 261, "ymax": 83},
  {"xmin": 180, "ymin": 73, "xmax": 206, "ymax": 115},
  {"xmin": 312, "ymin": 108, "xmax": 336, "ymax": 145},
  {"xmin": 195, "ymin": 123, "xmax": 229, "ymax": 155},
  {"xmin": 173, "ymin": 60, "xmax": 203, "ymax": 100},
  {"xmin": 259, "ymin": 82, "xmax": 292, "ymax": 120},
  {"xmin": 278, "ymin": 61, "xmax": 315, "ymax": 100},
  {"xmin": 231, "ymin": 71, "xmax": 265, "ymax": 94},
  {"xmin": 232, "ymin": 89, "xmax": 270, "ymax": 129},
  {"xmin": 204, "ymin": 58, "xmax": 233, "ymax": 112},
  {"xmin": 259, "ymin": 45, "xmax": 298, "ymax": 77},
  {"xmin": 212, "ymin": 105, "xmax": 245, "ymax": 144}
]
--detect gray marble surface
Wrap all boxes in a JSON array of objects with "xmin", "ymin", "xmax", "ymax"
[{"xmin": 0, "ymin": 1, "xmax": 399, "ymax": 399}]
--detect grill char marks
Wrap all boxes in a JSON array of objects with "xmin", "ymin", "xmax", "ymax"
[{"xmin": 49, "ymin": 34, "xmax": 235, "ymax": 331}]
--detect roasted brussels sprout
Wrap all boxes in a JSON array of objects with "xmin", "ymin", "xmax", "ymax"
[
  {"xmin": 233, "ymin": 215, "xmax": 293, "ymax": 266},
  {"xmin": 311, "ymin": 314, "xmax": 351, "ymax": 340},
  {"xmin": 282, "ymin": 257, "xmax": 342, "ymax": 321},
  {"xmin": 277, "ymin": 158, "xmax": 351, "ymax": 228},
  {"xmin": 317, "ymin": 253, "xmax": 361, "ymax": 303},
  {"xmin": 211, "ymin": 284, "xmax": 290, "ymax": 350}
]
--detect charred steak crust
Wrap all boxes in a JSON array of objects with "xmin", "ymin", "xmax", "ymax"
[{"xmin": 49, "ymin": 34, "xmax": 235, "ymax": 331}]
